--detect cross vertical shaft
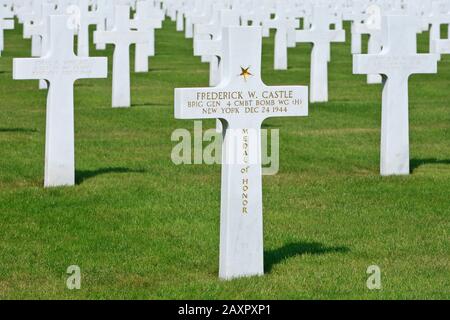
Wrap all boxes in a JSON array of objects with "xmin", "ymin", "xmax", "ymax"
[
  {"xmin": 220, "ymin": 120, "xmax": 264, "ymax": 279},
  {"xmin": 13, "ymin": 15, "xmax": 107, "ymax": 187},
  {"xmin": 175, "ymin": 26, "xmax": 308, "ymax": 280},
  {"xmin": 353, "ymin": 15, "xmax": 438, "ymax": 176},
  {"xmin": 44, "ymin": 79, "xmax": 75, "ymax": 186},
  {"xmin": 380, "ymin": 74, "xmax": 410, "ymax": 175}
]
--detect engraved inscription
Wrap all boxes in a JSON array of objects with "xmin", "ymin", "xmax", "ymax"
[
  {"xmin": 30, "ymin": 59, "xmax": 97, "ymax": 77},
  {"xmin": 241, "ymin": 129, "xmax": 250, "ymax": 215},
  {"xmin": 186, "ymin": 90, "xmax": 304, "ymax": 116},
  {"xmin": 369, "ymin": 56, "xmax": 431, "ymax": 70}
]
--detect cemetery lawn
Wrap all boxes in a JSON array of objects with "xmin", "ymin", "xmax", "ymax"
[{"xmin": 0, "ymin": 20, "xmax": 449, "ymax": 300}]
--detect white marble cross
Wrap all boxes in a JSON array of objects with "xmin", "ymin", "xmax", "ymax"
[
  {"xmin": 193, "ymin": 2, "xmax": 219, "ymax": 62},
  {"xmin": 407, "ymin": 0, "xmax": 433, "ymax": 32},
  {"xmin": 194, "ymin": 9, "xmax": 240, "ymax": 86},
  {"xmin": 175, "ymin": 26, "xmax": 308, "ymax": 280},
  {"xmin": 194, "ymin": 8, "xmax": 241, "ymax": 132},
  {"xmin": 94, "ymin": 5, "xmax": 149, "ymax": 107},
  {"xmin": 353, "ymin": 15, "xmax": 439, "ymax": 176},
  {"xmin": 75, "ymin": 0, "xmax": 91, "ymax": 57},
  {"xmin": 343, "ymin": 0, "xmax": 369, "ymax": 54},
  {"xmin": 54, "ymin": 0, "xmax": 72, "ymax": 14},
  {"xmin": 433, "ymin": 36, "xmax": 450, "ymax": 54},
  {"xmin": 130, "ymin": 0, "xmax": 162, "ymax": 72},
  {"xmin": 76, "ymin": 0, "xmax": 106, "ymax": 57},
  {"xmin": 13, "ymin": 15, "xmax": 107, "ymax": 187},
  {"xmin": 193, "ymin": 7, "xmax": 219, "ymax": 81},
  {"xmin": 328, "ymin": 1, "xmax": 345, "ymax": 31},
  {"xmin": 104, "ymin": 0, "xmax": 116, "ymax": 31},
  {"xmin": 166, "ymin": 0, "xmax": 177, "ymax": 22},
  {"xmin": 13, "ymin": 0, "xmax": 31, "ymax": 23},
  {"xmin": 296, "ymin": 4, "xmax": 345, "ymax": 103},
  {"xmin": 354, "ymin": 5, "xmax": 383, "ymax": 84},
  {"xmin": 91, "ymin": 0, "xmax": 108, "ymax": 50},
  {"xmin": 21, "ymin": 0, "xmax": 43, "ymax": 57},
  {"xmin": 143, "ymin": 1, "xmax": 164, "ymax": 56},
  {"xmin": 173, "ymin": 0, "xmax": 184, "ymax": 32},
  {"xmin": 264, "ymin": 0, "xmax": 299, "ymax": 70},
  {"xmin": 241, "ymin": 1, "xmax": 271, "ymax": 37},
  {"xmin": 23, "ymin": 1, "xmax": 55, "ymax": 89},
  {"xmin": 427, "ymin": 1, "xmax": 450, "ymax": 54},
  {"xmin": 430, "ymin": 0, "xmax": 450, "ymax": 55},
  {"xmin": 184, "ymin": 0, "xmax": 203, "ymax": 39},
  {"xmin": 241, "ymin": 0, "xmax": 272, "ymax": 37}
]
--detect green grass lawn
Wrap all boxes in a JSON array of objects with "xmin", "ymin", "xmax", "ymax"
[{"xmin": 0, "ymin": 20, "xmax": 449, "ymax": 300}]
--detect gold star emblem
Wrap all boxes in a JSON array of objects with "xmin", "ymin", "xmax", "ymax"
[{"xmin": 239, "ymin": 66, "xmax": 252, "ymax": 81}]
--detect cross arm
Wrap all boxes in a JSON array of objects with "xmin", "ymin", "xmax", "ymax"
[
  {"xmin": 342, "ymin": 12, "xmax": 366, "ymax": 22},
  {"xmin": 129, "ymin": 19, "xmax": 162, "ymax": 30},
  {"xmin": 195, "ymin": 23, "xmax": 219, "ymax": 37},
  {"xmin": 20, "ymin": 12, "xmax": 37, "ymax": 24},
  {"xmin": 152, "ymin": 19, "xmax": 163, "ymax": 29},
  {"xmin": 149, "ymin": 11, "xmax": 164, "ymax": 22},
  {"xmin": 149, "ymin": 20, "xmax": 162, "ymax": 29},
  {"xmin": 429, "ymin": 15, "xmax": 450, "ymax": 25},
  {"xmin": 191, "ymin": 14, "xmax": 210, "ymax": 25},
  {"xmin": 353, "ymin": 23, "xmax": 375, "ymax": 35},
  {"xmin": 434, "ymin": 39, "xmax": 450, "ymax": 54},
  {"xmin": 13, "ymin": 57, "xmax": 108, "ymax": 81},
  {"xmin": 0, "ymin": 8, "xmax": 14, "ymax": 19},
  {"xmin": 94, "ymin": 31, "xmax": 149, "ymax": 46},
  {"xmin": 332, "ymin": 29, "xmax": 346, "ymax": 42},
  {"xmin": 295, "ymin": 30, "xmax": 315, "ymax": 43},
  {"xmin": 93, "ymin": 31, "xmax": 114, "ymax": 45},
  {"xmin": 353, "ymin": 54, "xmax": 383, "ymax": 75},
  {"xmin": 354, "ymin": 53, "xmax": 439, "ymax": 76},
  {"xmin": 13, "ymin": 58, "xmax": 47, "ymax": 80},
  {"xmin": 263, "ymin": 18, "xmax": 279, "ymax": 29},
  {"xmin": 296, "ymin": 29, "xmax": 345, "ymax": 43},
  {"xmin": 1, "ymin": 19, "xmax": 14, "ymax": 29},
  {"xmin": 410, "ymin": 54, "xmax": 439, "ymax": 74},
  {"xmin": 175, "ymin": 85, "xmax": 308, "ymax": 121},
  {"xmin": 23, "ymin": 22, "xmax": 44, "ymax": 37},
  {"xmin": 193, "ymin": 38, "xmax": 221, "ymax": 57},
  {"xmin": 87, "ymin": 15, "xmax": 104, "ymax": 26},
  {"xmin": 288, "ymin": 19, "xmax": 300, "ymax": 29},
  {"xmin": 259, "ymin": 85, "xmax": 309, "ymax": 119},
  {"xmin": 265, "ymin": 18, "xmax": 300, "ymax": 30},
  {"xmin": 72, "ymin": 57, "xmax": 108, "ymax": 79},
  {"xmin": 175, "ymin": 87, "xmax": 226, "ymax": 120}
]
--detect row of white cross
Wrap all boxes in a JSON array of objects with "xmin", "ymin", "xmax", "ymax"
[
  {"xmin": 5, "ymin": 0, "xmax": 164, "ymax": 97},
  {"xmin": 172, "ymin": 0, "xmax": 447, "ymax": 178},
  {"xmin": 167, "ymin": 0, "xmax": 446, "ymax": 279},
  {"xmin": 5, "ymin": 0, "xmax": 164, "ymax": 187},
  {"xmin": 0, "ymin": 0, "xmax": 448, "ymax": 280}
]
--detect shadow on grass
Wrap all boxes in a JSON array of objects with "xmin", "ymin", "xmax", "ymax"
[
  {"xmin": 148, "ymin": 68, "xmax": 172, "ymax": 72},
  {"xmin": 261, "ymin": 123, "xmax": 279, "ymax": 128},
  {"xmin": 74, "ymin": 82, "xmax": 94, "ymax": 87},
  {"xmin": 411, "ymin": 158, "xmax": 450, "ymax": 172},
  {"xmin": 264, "ymin": 242, "xmax": 350, "ymax": 273},
  {"xmin": 0, "ymin": 127, "xmax": 37, "ymax": 133},
  {"xmin": 76, "ymin": 167, "xmax": 146, "ymax": 184},
  {"xmin": 131, "ymin": 102, "xmax": 164, "ymax": 107}
]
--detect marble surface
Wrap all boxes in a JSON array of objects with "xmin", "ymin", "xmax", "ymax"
[
  {"xmin": 353, "ymin": 15, "xmax": 439, "ymax": 176},
  {"xmin": 175, "ymin": 26, "xmax": 308, "ymax": 280},
  {"xmin": 13, "ymin": 15, "xmax": 107, "ymax": 187}
]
